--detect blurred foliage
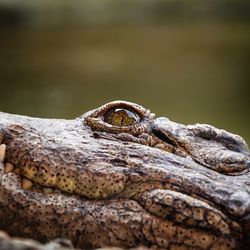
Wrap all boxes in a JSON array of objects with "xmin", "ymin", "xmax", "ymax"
[
  {"xmin": 0, "ymin": 0, "xmax": 250, "ymax": 26},
  {"xmin": 0, "ymin": 0, "xmax": 249, "ymax": 144}
]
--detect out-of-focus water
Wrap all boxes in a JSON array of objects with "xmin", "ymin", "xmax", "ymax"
[{"xmin": 0, "ymin": 22, "xmax": 249, "ymax": 144}]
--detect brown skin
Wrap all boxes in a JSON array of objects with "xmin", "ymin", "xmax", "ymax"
[{"xmin": 0, "ymin": 101, "xmax": 249, "ymax": 250}]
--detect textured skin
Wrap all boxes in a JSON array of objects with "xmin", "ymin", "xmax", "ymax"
[
  {"xmin": 0, "ymin": 101, "xmax": 249, "ymax": 250},
  {"xmin": 0, "ymin": 229, "xmax": 74, "ymax": 250}
]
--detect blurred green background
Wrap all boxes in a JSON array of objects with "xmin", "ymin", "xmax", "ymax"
[{"xmin": 0, "ymin": 0, "xmax": 249, "ymax": 144}]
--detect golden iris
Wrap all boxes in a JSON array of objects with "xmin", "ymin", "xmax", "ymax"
[{"xmin": 105, "ymin": 108, "xmax": 140, "ymax": 126}]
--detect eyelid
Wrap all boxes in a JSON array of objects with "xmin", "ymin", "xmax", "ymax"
[{"xmin": 85, "ymin": 100, "xmax": 155, "ymax": 135}]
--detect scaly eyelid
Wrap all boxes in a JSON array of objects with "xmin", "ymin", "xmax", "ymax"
[
  {"xmin": 87, "ymin": 100, "xmax": 152, "ymax": 118},
  {"xmin": 85, "ymin": 100, "xmax": 155, "ymax": 135}
]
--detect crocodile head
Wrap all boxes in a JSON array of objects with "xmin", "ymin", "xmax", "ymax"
[{"xmin": 0, "ymin": 100, "xmax": 249, "ymax": 250}]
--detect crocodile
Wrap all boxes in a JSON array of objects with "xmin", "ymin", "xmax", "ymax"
[{"xmin": 0, "ymin": 100, "xmax": 249, "ymax": 250}]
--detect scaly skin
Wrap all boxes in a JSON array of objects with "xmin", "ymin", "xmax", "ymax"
[{"xmin": 0, "ymin": 101, "xmax": 249, "ymax": 250}]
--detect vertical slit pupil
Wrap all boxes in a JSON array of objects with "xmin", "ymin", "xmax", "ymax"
[{"xmin": 104, "ymin": 108, "xmax": 140, "ymax": 126}]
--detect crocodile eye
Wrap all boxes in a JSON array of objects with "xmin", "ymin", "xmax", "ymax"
[
  {"xmin": 105, "ymin": 108, "xmax": 140, "ymax": 126},
  {"xmin": 85, "ymin": 101, "xmax": 155, "ymax": 135}
]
